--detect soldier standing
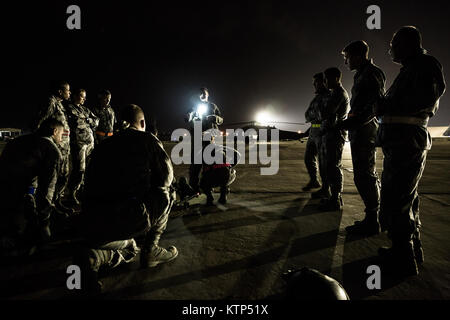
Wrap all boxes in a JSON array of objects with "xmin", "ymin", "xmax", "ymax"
[
  {"xmin": 0, "ymin": 118, "xmax": 64, "ymax": 257},
  {"xmin": 340, "ymin": 41, "xmax": 386, "ymax": 236},
  {"xmin": 34, "ymin": 81, "xmax": 72, "ymax": 215},
  {"xmin": 302, "ymin": 73, "xmax": 330, "ymax": 192},
  {"xmin": 317, "ymin": 68, "xmax": 350, "ymax": 211},
  {"xmin": 185, "ymin": 87, "xmax": 223, "ymax": 193},
  {"xmin": 376, "ymin": 26, "xmax": 446, "ymax": 276},
  {"xmin": 92, "ymin": 89, "xmax": 116, "ymax": 144},
  {"xmin": 66, "ymin": 89, "xmax": 99, "ymax": 206}
]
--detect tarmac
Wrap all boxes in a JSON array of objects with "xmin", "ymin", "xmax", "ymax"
[{"xmin": 0, "ymin": 138, "xmax": 449, "ymax": 300}]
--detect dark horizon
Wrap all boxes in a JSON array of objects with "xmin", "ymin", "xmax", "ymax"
[{"xmin": 2, "ymin": 0, "xmax": 449, "ymax": 133}]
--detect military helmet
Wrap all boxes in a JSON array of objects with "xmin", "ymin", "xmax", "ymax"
[{"xmin": 283, "ymin": 267, "xmax": 350, "ymax": 300}]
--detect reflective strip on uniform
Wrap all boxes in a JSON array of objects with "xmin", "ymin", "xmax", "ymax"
[
  {"xmin": 311, "ymin": 124, "xmax": 321, "ymax": 128},
  {"xmin": 380, "ymin": 116, "xmax": 429, "ymax": 128}
]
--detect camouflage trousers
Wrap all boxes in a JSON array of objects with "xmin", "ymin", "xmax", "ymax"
[
  {"xmin": 55, "ymin": 142, "xmax": 70, "ymax": 201},
  {"xmin": 304, "ymin": 134, "xmax": 325, "ymax": 184},
  {"xmin": 67, "ymin": 142, "xmax": 94, "ymax": 196},
  {"xmin": 320, "ymin": 134, "xmax": 345, "ymax": 197},
  {"xmin": 379, "ymin": 145, "xmax": 427, "ymax": 243},
  {"xmin": 350, "ymin": 141, "xmax": 380, "ymax": 215}
]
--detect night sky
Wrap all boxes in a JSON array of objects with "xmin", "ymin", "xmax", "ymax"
[{"xmin": 2, "ymin": 0, "xmax": 449, "ymax": 132}]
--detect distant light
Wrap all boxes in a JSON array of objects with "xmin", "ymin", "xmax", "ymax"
[
  {"xmin": 255, "ymin": 111, "xmax": 271, "ymax": 126},
  {"xmin": 197, "ymin": 103, "xmax": 207, "ymax": 118},
  {"xmin": 297, "ymin": 130, "xmax": 302, "ymax": 134}
]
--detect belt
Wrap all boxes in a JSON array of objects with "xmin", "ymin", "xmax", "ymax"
[
  {"xmin": 380, "ymin": 116, "xmax": 429, "ymax": 128},
  {"xmin": 96, "ymin": 131, "xmax": 113, "ymax": 137},
  {"xmin": 311, "ymin": 124, "xmax": 321, "ymax": 128}
]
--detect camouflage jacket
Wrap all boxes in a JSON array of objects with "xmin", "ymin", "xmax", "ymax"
[
  {"xmin": 0, "ymin": 134, "xmax": 60, "ymax": 224},
  {"xmin": 66, "ymin": 102, "xmax": 99, "ymax": 146},
  {"xmin": 347, "ymin": 60, "xmax": 386, "ymax": 129},
  {"xmin": 35, "ymin": 95, "xmax": 70, "ymax": 149},
  {"xmin": 92, "ymin": 105, "xmax": 116, "ymax": 134},
  {"xmin": 319, "ymin": 85, "xmax": 350, "ymax": 139},
  {"xmin": 382, "ymin": 52, "xmax": 446, "ymax": 119},
  {"xmin": 187, "ymin": 102, "xmax": 222, "ymax": 132},
  {"xmin": 82, "ymin": 128, "xmax": 174, "ymax": 241},
  {"xmin": 305, "ymin": 89, "xmax": 329, "ymax": 137},
  {"xmin": 377, "ymin": 52, "xmax": 446, "ymax": 150}
]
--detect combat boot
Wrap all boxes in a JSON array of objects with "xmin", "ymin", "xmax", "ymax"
[
  {"xmin": 140, "ymin": 245, "xmax": 178, "ymax": 268},
  {"xmin": 345, "ymin": 215, "xmax": 380, "ymax": 236},
  {"xmin": 311, "ymin": 187, "xmax": 331, "ymax": 199},
  {"xmin": 302, "ymin": 180, "xmax": 321, "ymax": 191},
  {"xmin": 379, "ymin": 238, "xmax": 424, "ymax": 265},
  {"xmin": 218, "ymin": 187, "xmax": 229, "ymax": 204},
  {"xmin": 377, "ymin": 240, "xmax": 418, "ymax": 277},
  {"xmin": 318, "ymin": 194, "xmax": 343, "ymax": 211},
  {"xmin": 206, "ymin": 191, "xmax": 214, "ymax": 206}
]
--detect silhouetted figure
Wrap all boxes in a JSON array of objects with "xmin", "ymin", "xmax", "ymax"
[
  {"xmin": 76, "ymin": 104, "xmax": 177, "ymax": 293},
  {"xmin": 340, "ymin": 40, "xmax": 385, "ymax": 236},
  {"xmin": 185, "ymin": 87, "xmax": 223, "ymax": 193},
  {"xmin": 302, "ymin": 73, "xmax": 329, "ymax": 192},
  {"xmin": 200, "ymin": 145, "xmax": 239, "ymax": 205},
  {"xmin": 376, "ymin": 26, "xmax": 446, "ymax": 277},
  {"xmin": 315, "ymin": 68, "xmax": 350, "ymax": 211}
]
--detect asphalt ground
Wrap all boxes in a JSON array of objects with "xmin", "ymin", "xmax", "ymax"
[{"xmin": 0, "ymin": 138, "xmax": 449, "ymax": 300}]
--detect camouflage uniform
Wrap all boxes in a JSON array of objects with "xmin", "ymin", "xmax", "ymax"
[
  {"xmin": 319, "ymin": 85, "xmax": 350, "ymax": 203},
  {"xmin": 78, "ymin": 128, "xmax": 174, "ymax": 283},
  {"xmin": 304, "ymin": 88, "xmax": 329, "ymax": 187},
  {"xmin": 66, "ymin": 102, "xmax": 99, "ymax": 200},
  {"xmin": 344, "ymin": 60, "xmax": 385, "ymax": 218},
  {"xmin": 377, "ymin": 52, "xmax": 446, "ymax": 244},
  {"xmin": 0, "ymin": 134, "xmax": 60, "ymax": 256},
  {"xmin": 200, "ymin": 145, "xmax": 238, "ymax": 204},
  {"xmin": 187, "ymin": 101, "xmax": 223, "ymax": 192},
  {"xmin": 35, "ymin": 95, "xmax": 70, "ymax": 203},
  {"xmin": 92, "ymin": 105, "xmax": 116, "ymax": 144}
]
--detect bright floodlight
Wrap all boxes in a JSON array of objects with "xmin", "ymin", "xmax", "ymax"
[
  {"xmin": 197, "ymin": 103, "xmax": 207, "ymax": 118},
  {"xmin": 256, "ymin": 111, "xmax": 271, "ymax": 125}
]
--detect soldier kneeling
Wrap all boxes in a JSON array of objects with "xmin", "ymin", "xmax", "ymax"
[
  {"xmin": 74, "ymin": 104, "xmax": 177, "ymax": 293},
  {"xmin": 200, "ymin": 145, "xmax": 239, "ymax": 206}
]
